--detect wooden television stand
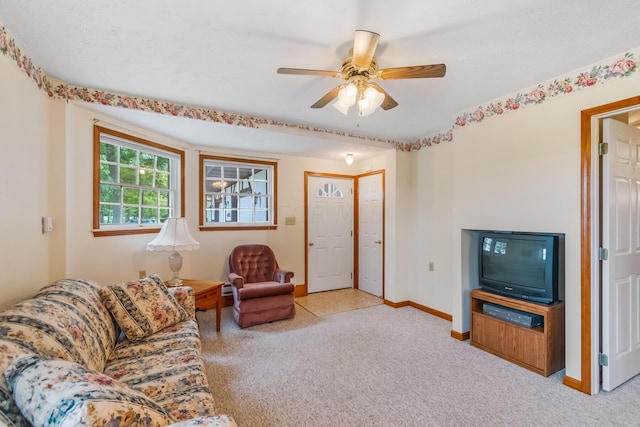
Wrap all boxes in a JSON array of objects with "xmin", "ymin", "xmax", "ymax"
[{"xmin": 470, "ymin": 288, "xmax": 565, "ymax": 377}]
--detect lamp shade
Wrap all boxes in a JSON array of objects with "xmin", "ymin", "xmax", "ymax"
[{"xmin": 147, "ymin": 217, "xmax": 199, "ymax": 252}]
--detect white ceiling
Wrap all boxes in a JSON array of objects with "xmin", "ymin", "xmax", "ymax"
[{"xmin": 1, "ymin": 0, "xmax": 639, "ymax": 161}]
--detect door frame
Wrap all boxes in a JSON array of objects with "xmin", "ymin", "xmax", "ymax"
[
  {"xmin": 304, "ymin": 171, "xmax": 356, "ymax": 295},
  {"xmin": 578, "ymin": 95, "xmax": 640, "ymax": 394},
  {"xmin": 303, "ymin": 169, "xmax": 386, "ymax": 297}
]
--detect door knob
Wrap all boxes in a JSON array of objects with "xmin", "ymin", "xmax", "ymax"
[
  {"xmin": 309, "ymin": 242, "xmax": 314, "ymax": 246},
  {"xmin": 374, "ymin": 240, "xmax": 382, "ymax": 244}
]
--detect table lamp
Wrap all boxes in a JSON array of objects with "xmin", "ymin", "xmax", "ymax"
[{"xmin": 146, "ymin": 217, "xmax": 200, "ymax": 286}]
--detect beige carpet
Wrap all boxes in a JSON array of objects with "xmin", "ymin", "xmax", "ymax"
[
  {"xmin": 196, "ymin": 305, "xmax": 640, "ymax": 427},
  {"xmin": 295, "ymin": 288, "xmax": 383, "ymax": 316}
]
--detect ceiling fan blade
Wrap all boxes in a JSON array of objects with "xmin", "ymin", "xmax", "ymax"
[
  {"xmin": 353, "ymin": 30, "xmax": 380, "ymax": 68},
  {"xmin": 311, "ymin": 84, "xmax": 346, "ymax": 108},
  {"xmin": 377, "ymin": 63, "xmax": 446, "ymax": 80},
  {"xmin": 369, "ymin": 82, "xmax": 398, "ymax": 110},
  {"xmin": 277, "ymin": 68, "xmax": 341, "ymax": 78}
]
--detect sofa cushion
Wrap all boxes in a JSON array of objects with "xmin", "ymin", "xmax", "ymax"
[
  {"xmin": 104, "ymin": 320, "xmax": 216, "ymax": 421},
  {"xmin": 0, "ymin": 279, "xmax": 119, "ymax": 427},
  {"xmin": 0, "ymin": 279, "xmax": 117, "ymax": 373},
  {"xmin": 108, "ymin": 319, "xmax": 201, "ymax": 362},
  {"xmin": 5, "ymin": 355, "xmax": 173, "ymax": 427},
  {"xmin": 100, "ymin": 275, "xmax": 189, "ymax": 341},
  {"xmin": 34, "ymin": 278, "xmax": 119, "ymax": 369}
]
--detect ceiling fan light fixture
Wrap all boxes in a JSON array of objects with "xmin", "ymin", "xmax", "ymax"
[
  {"xmin": 338, "ymin": 84, "xmax": 357, "ymax": 106},
  {"xmin": 333, "ymin": 83, "xmax": 358, "ymax": 114},
  {"xmin": 364, "ymin": 85, "xmax": 384, "ymax": 105},
  {"xmin": 358, "ymin": 101, "xmax": 375, "ymax": 116},
  {"xmin": 333, "ymin": 100, "xmax": 351, "ymax": 115},
  {"xmin": 358, "ymin": 85, "xmax": 384, "ymax": 116}
]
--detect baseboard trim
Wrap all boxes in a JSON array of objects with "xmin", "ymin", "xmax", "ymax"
[
  {"xmin": 450, "ymin": 330, "xmax": 470, "ymax": 341},
  {"xmin": 384, "ymin": 299, "xmax": 453, "ymax": 323},
  {"xmin": 383, "ymin": 299, "xmax": 410, "ymax": 308},
  {"xmin": 293, "ymin": 284, "xmax": 308, "ymax": 298},
  {"xmin": 408, "ymin": 301, "xmax": 452, "ymax": 321}
]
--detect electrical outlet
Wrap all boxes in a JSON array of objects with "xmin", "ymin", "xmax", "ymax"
[
  {"xmin": 139, "ymin": 270, "xmax": 146, "ymax": 279},
  {"xmin": 428, "ymin": 262, "xmax": 435, "ymax": 272}
]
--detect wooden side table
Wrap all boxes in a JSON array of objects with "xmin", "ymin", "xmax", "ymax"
[{"xmin": 181, "ymin": 279, "xmax": 224, "ymax": 332}]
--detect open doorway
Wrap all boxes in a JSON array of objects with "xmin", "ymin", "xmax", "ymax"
[
  {"xmin": 303, "ymin": 170, "xmax": 386, "ymax": 300},
  {"xmin": 578, "ymin": 95, "xmax": 640, "ymax": 395}
]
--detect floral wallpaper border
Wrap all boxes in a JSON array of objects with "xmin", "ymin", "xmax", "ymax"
[
  {"xmin": 1, "ymin": 25, "xmax": 638, "ymax": 152},
  {"xmin": 399, "ymin": 51, "xmax": 639, "ymax": 152}
]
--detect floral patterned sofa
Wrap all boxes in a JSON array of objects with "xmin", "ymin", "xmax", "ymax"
[{"xmin": 0, "ymin": 277, "xmax": 236, "ymax": 426}]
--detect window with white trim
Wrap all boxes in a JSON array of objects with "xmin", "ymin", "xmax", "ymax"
[
  {"xmin": 200, "ymin": 155, "xmax": 276, "ymax": 229},
  {"xmin": 93, "ymin": 126, "xmax": 184, "ymax": 236}
]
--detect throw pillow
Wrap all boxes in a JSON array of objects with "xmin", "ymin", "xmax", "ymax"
[
  {"xmin": 99, "ymin": 275, "xmax": 188, "ymax": 341},
  {"xmin": 4, "ymin": 355, "xmax": 173, "ymax": 427}
]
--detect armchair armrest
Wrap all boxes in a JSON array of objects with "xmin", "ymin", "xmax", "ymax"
[
  {"xmin": 229, "ymin": 272, "xmax": 245, "ymax": 289},
  {"xmin": 167, "ymin": 286, "xmax": 196, "ymax": 320},
  {"xmin": 274, "ymin": 268, "xmax": 294, "ymax": 283}
]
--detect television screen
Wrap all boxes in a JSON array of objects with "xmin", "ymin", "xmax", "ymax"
[{"xmin": 481, "ymin": 236, "xmax": 547, "ymax": 289}]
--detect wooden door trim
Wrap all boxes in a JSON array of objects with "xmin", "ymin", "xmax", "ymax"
[{"xmin": 575, "ymin": 95, "xmax": 640, "ymax": 394}]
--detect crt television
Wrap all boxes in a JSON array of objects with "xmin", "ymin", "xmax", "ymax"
[{"xmin": 478, "ymin": 231, "xmax": 561, "ymax": 304}]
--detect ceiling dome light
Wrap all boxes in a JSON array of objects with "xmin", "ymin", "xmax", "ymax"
[{"xmin": 345, "ymin": 153, "xmax": 354, "ymax": 165}]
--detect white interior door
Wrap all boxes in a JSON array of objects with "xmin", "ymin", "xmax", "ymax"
[
  {"xmin": 358, "ymin": 173, "xmax": 384, "ymax": 297},
  {"xmin": 307, "ymin": 175, "xmax": 354, "ymax": 293},
  {"xmin": 602, "ymin": 118, "xmax": 640, "ymax": 391}
]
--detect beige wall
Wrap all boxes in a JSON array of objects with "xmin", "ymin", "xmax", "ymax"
[
  {"xmin": 409, "ymin": 142, "xmax": 453, "ymax": 314},
  {"xmin": 0, "ymin": 55, "xmax": 52, "ymax": 306},
  {"xmin": 410, "ymin": 72, "xmax": 640, "ymax": 381},
  {"xmin": 63, "ymin": 104, "xmax": 394, "ymax": 287}
]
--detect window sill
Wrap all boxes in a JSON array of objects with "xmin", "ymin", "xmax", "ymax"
[
  {"xmin": 92, "ymin": 227, "xmax": 161, "ymax": 237},
  {"xmin": 199, "ymin": 225, "xmax": 277, "ymax": 231}
]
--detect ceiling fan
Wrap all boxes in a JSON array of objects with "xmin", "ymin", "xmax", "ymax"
[{"xmin": 277, "ymin": 30, "xmax": 446, "ymax": 116}]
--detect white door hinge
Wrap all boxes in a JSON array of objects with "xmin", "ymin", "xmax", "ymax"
[
  {"xmin": 599, "ymin": 142, "xmax": 609, "ymax": 156},
  {"xmin": 599, "ymin": 353, "xmax": 609, "ymax": 366},
  {"xmin": 598, "ymin": 247, "xmax": 609, "ymax": 261}
]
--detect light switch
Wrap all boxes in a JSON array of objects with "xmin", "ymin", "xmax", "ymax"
[{"xmin": 42, "ymin": 216, "xmax": 53, "ymax": 233}]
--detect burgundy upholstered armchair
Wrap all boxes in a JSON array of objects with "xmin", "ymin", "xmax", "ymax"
[{"xmin": 228, "ymin": 244, "xmax": 295, "ymax": 328}]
